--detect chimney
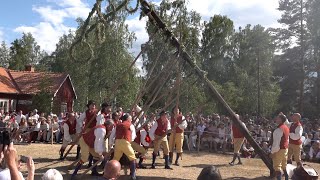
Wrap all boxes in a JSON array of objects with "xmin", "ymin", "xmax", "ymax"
[{"xmin": 25, "ymin": 65, "xmax": 35, "ymax": 72}]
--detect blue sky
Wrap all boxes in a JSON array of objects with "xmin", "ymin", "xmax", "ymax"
[{"xmin": 0, "ymin": 0, "xmax": 282, "ymax": 55}]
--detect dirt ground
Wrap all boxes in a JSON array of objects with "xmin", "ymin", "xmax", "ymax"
[{"xmin": 15, "ymin": 144, "xmax": 320, "ymax": 180}]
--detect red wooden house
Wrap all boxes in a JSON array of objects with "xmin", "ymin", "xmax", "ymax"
[{"xmin": 0, "ymin": 66, "xmax": 77, "ymax": 114}]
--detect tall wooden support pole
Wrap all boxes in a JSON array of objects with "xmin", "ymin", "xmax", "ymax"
[{"xmin": 139, "ymin": 0, "xmax": 273, "ymax": 173}]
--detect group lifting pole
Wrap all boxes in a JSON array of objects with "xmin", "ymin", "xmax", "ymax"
[{"xmin": 139, "ymin": 0, "xmax": 273, "ymax": 174}]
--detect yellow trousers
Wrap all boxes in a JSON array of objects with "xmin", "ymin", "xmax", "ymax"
[
  {"xmin": 233, "ymin": 138, "xmax": 244, "ymax": 153},
  {"xmin": 153, "ymin": 135, "xmax": 169, "ymax": 155},
  {"xmin": 288, "ymin": 143, "xmax": 301, "ymax": 163},
  {"xmin": 113, "ymin": 139, "xmax": 136, "ymax": 161},
  {"xmin": 169, "ymin": 132, "xmax": 184, "ymax": 153},
  {"xmin": 79, "ymin": 137, "xmax": 100, "ymax": 162},
  {"xmin": 61, "ymin": 134, "xmax": 78, "ymax": 149},
  {"xmin": 131, "ymin": 141, "xmax": 147, "ymax": 155},
  {"xmin": 272, "ymin": 149, "xmax": 288, "ymax": 172}
]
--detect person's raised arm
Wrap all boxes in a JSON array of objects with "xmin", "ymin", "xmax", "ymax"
[
  {"xmin": 26, "ymin": 157, "xmax": 35, "ymax": 180},
  {"xmin": 4, "ymin": 143, "xmax": 23, "ymax": 180}
]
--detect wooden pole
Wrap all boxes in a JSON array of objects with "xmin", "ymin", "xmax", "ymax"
[
  {"xmin": 51, "ymin": 119, "xmax": 53, "ymax": 145},
  {"xmin": 139, "ymin": 0, "xmax": 273, "ymax": 173}
]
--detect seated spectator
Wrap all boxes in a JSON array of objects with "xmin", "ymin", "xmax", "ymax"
[
  {"xmin": 42, "ymin": 169, "xmax": 63, "ymax": 180},
  {"xmin": 16, "ymin": 118, "xmax": 28, "ymax": 142},
  {"xmin": 303, "ymin": 133, "xmax": 312, "ymax": 148},
  {"xmin": 37, "ymin": 117, "xmax": 49, "ymax": 142},
  {"xmin": 103, "ymin": 160, "xmax": 121, "ymax": 180},
  {"xmin": 46, "ymin": 115, "xmax": 60, "ymax": 143},
  {"xmin": 214, "ymin": 123, "xmax": 227, "ymax": 153},
  {"xmin": 307, "ymin": 141, "xmax": 320, "ymax": 162},
  {"xmin": 197, "ymin": 165, "xmax": 222, "ymax": 180},
  {"xmin": 201, "ymin": 122, "xmax": 216, "ymax": 152},
  {"xmin": 242, "ymin": 140, "xmax": 255, "ymax": 158}
]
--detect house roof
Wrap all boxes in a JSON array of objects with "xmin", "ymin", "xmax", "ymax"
[
  {"xmin": 0, "ymin": 67, "xmax": 19, "ymax": 94},
  {"xmin": 0, "ymin": 67, "xmax": 76, "ymax": 98}
]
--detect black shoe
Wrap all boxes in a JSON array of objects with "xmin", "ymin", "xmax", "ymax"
[
  {"xmin": 237, "ymin": 162, "xmax": 242, "ymax": 165},
  {"xmin": 165, "ymin": 165, "xmax": 173, "ymax": 170},
  {"xmin": 174, "ymin": 161, "xmax": 180, "ymax": 166},
  {"xmin": 151, "ymin": 165, "xmax": 156, "ymax": 169},
  {"xmin": 229, "ymin": 162, "xmax": 234, "ymax": 166}
]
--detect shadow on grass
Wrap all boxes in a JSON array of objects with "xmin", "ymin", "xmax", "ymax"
[
  {"xmin": 225, "ymin": 177, "xmax": 270, "ymax": 180},
  {"xmin": 183, "ymin": 163, "xmax": 228, "ymax": 169}
]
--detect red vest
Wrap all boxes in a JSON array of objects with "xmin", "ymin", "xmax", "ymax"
[
  {"xmin": 232, "ymin": 124, "xmax": 244, "ymax": 138},
  {"xmin": 279, "ymin": 123, "xmax": 289, "ymax": 149},
  {"xmin": 85, "ymin": 110, "xmax": 97, "ymax": 129},
  {"xmin": 82, "ymin": 124, "xmax": 106, "ymax": 148},
  {"xmin": 289, "ymin": 122, "xmax": 302, "ymax": 145},
  {"xmin": 115, "ymin": 121, "xmax": 132, "ymax": 142},
  {"xmin": 170, "ymin": 115, "xmax": 183, "ymax": 133},
  {"xmin": 65, "ymin": 120, "xmax": 77, "ymax": 135},
  {"xmin": 155, "ymin": 118, "xmax": 168, "ymax": 136}
]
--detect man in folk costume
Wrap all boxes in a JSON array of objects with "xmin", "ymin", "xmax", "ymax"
[
  {"xmin": 229, "ymin": 114, "xmax": 246, "ymax": 166},
  {"xmin": 59, "ymin": 113, "xmax": 78, "ymax": 160},
  {"xmin": 287, "ymin": 113, "xmax": 303, "ymax": 167},
  {"xmin": 131, "ymin": 123, "xmax": 152, "ymax": 169},
  {"xmin": 72, "ymin": 101, "xmax": 105, "ymax": 178},
  {"xmin": 109, "ymin": 113, "xmax": 138, "ymax": 180},
  {"xmin": 271, "ymin": 113, "xmax": 289, "ymax": 180},
  {"xmin": 168, "ymin": 107, "xmax": 187, "ymax": 166},
  {"xmin": 75, "ymin": 100, "xmax": 97, "ymax": 163},
  {"xmin": 149, "ymin": 110, "xmax": 172, "ymax": 169}
]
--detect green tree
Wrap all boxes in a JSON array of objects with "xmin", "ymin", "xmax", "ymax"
[
  {"xmin": 273, "ymin": 0, "xmax": 309, "ymax": 113},
  {"xmin": 201, "ymin": 15, "xmax": 234, "ymax": 84},
  {"xmin": 9, "ymin": 33, "xmax": 45, "ymax": 70},
  {"xmin": 0, "ymin": 41, "xmax": 10, "ymax": 67}
]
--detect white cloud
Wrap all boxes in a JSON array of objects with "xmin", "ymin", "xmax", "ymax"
[
  {"xmin": 14, "ymin": 23, "xmax": 75, "ymax": 52},
  {"xmin": 186, "ymin": 0, "xmax": 281, "ymax": 28},
  {"xmin": 14, "ymin": 0, "xmax": 90, "ymax": 52}
]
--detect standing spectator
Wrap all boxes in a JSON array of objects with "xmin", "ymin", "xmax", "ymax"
[
  {"xmin": 46, "ymin": 115, "xmax": 60, "ymax": 143},
  {"xmin": 33, "ymin": 109, "xmax": 39, "ymax": 122},
  {"xmin": 15, "ymin": 111, "xmax": 25, "ymax": 125}
]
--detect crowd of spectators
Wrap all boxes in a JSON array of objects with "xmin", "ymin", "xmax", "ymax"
[{"xmin": 183, "ymin": 113, "xmax": 320, "ymax": 163}]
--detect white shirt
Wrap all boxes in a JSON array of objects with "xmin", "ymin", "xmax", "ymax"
[
  {"xmin": 303, "ymin": 138, "xmax": 312, "ymax": 146},
  {"xmin": 271, "ymin": 127, "xmax": 288, "ymax": 154},
  {"xmin": 63, "ymin": 122, "xmax": 76, "ymax": 142},
  {"xmin": 33, "ymin": 122, "xmax": 41, "ymax": 131},
  {"xmin": 0, "ymin": 168, "xmax": 24, "ymax": 180},
  {"xmin": 196, "ymin": 124, "xmax": 206, "ymax": 136},
  {"xmin": 177, "ymin": 116, "xmax": 188, "ymax": 130},
  {"xmin": 140, "ymin": 129, "xmax": 150, "ymax": 147},
  {"xmin": 76, "ymin": 112, "xmax": 86, "ymax": 134},
  {"xmin": 289, "ymin": 123, "xmax": 303, "ymax": 141},
  {"xmin": 15, "ymin": 114, "xmax": 25, "ymax": 124},
  {"xmin": 149, "ymin": 119, "xmax": 171, "ymax": 141},
  {"xmin": 94, "ymin": 114, "xmax": 107, "ymax": 155}
]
